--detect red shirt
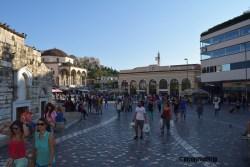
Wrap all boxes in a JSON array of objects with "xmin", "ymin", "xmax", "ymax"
[
  {"xmin": 162, "ymin": 107, "xmax": 171, "ymax": 119},
  {"xmin": 8, "ymin": 140, "xmax": 26, "ymax": 159}
]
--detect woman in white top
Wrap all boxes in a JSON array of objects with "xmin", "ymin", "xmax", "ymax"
[{"xmin": 133, "ymin": 101, "xmax": 147, "ymax": 140}]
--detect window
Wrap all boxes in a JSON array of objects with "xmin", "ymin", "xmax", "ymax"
[
  {"xmin": 213, "ymin": 48, "xmax": 225, "ymax": 57},
  {"xmin": 246, "ymin": 42, "xmax": 250, "ymax": 51},
  {"xmin": 225, "ymin": 44, "xmax": 241, "ymax": 55},
  {"xmin": 224, "ymin": 30, "xmax": 239, "ymax": 41},
  {"xmin": 216, "ymin": 65, "xmax": 222, "ymax": 72},
  {"xmin": 240, "ymin": 25, "xmax": 250, "ymax": 36},
  {"xmin": 201, "ymin": 24, "xmax": 250, "ymax": 47},
  {"xmin": 202, "ymin": 67, "xmax": 207, "ymax": 73},
  {"xmin": 57, "ymin": 58, "xmax": 59, "ymax": 63},
  {"xmin": 222, "ymin": 64, "xmax": 230, "ymax": 71}
]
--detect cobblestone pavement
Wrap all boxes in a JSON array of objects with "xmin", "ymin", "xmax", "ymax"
[{"xmin": 1, "ymin": 104, "xmax": 250, "ymax": 167}]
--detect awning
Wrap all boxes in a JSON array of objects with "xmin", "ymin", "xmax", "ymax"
[{"xmin": 52, "ymin": 88, "xmax": 63, "ymax": 93}]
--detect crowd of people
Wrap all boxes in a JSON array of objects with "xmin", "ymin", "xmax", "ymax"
[
  {"xmin": 1, "ymin": 90, "xmax": 250, "ymax": 166},
  {"xmin": 0, "ymin": 102, "xmax": 67, "ymax": 167}
]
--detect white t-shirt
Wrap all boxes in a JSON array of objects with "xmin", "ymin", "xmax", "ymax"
[{"xmin": 135, "ymin": 106, "xmax": 146, "ymax": 120}]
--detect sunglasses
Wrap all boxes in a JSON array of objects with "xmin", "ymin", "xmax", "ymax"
[{"xmin": 36, "ymin": 123, "xmax": 45, "ymax": 126}]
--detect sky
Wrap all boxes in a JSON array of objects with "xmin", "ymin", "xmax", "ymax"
[{"xmin": 0, "ymin": 0, "xmax": 250, "ymax": 70}]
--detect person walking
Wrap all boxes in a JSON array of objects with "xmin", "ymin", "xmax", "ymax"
[
  {"xmin": 33, "ymin": 118, "xmax": 55, "ymax": 167},
  {"xmin": 157, "ymin": 96, "xmax": 162, "ymax": 113},
  {"xmin": 196, "ymin": 99, "xmax": 203, "ymax": 119},
  {"xmin": 213, "ymin": 97, "xmax": 220, "ymax": 116},
  {"xmin": 179, "ymin": 97, "xmax": 187, "ymax": 120},
  {"xmin": 133, "ymin": 101, "xmax": 147, "ymax": 140},
  {"xmin": 173, "ymin": 97, "xmax": 180, "ymax": 121},
  {"xmin": 78, "ymin": 101, "xmax": 87, "ymax": 120},
  {"xmin": 44, "ymin": 103, "xmax": 57, "ymax": 133},
  {"xmin": 116, "ymin": 99, "xmax": 122, "ymax": 119},
  {"xmin": 147, "ymin": 97, "xmax": 154, "ymax": 120},
  {"xmin": 161, "ymin": 102, "xmax": 171, "ymax": 135},
  {"xmin": 1, "ymin": 120, "xmax": 29, "ymax": 167}
]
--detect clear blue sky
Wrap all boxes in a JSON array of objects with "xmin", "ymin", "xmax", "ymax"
[{"xmin": 1, "ymin": 0, "xmax": 249, "ymax": 70}]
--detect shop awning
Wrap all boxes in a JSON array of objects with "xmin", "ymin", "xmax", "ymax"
[{"xmin": 52, "ymin": 88, "xmax": 63, "ymax": 93}]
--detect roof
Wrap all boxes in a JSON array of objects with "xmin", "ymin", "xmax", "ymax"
[
  {"xmin": 0, "ymin": 22, "xmax": 26, "ymax": 38},
  {"xmin": 201, "ymin": 11, "xmax": 250, "ymax": 37},
  {"xmin": 42, "ymin": 48, "xmax": 69, "ymax": 57}
]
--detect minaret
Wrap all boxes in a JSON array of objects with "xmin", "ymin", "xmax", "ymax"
[{"xmin": 155, "ymin": 51, "xmax": 160, "ymax": 66}]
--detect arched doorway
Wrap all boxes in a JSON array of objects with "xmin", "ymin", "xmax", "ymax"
[
  {"xmin": 130, "ymin": 80, "xmax": 137, "ymax": 95},
  {"xmin": 14, "ymin": 66, "xmax": 32, "ymax": 121},
  {"xmin": 60, "ymin": 69, "xmax": 69, "ymax": 86},
  {"xmin": 159, "ymin": 79, "xmax": 168, "ymax": 95},
  {"xmin": 76, "ymin": 71, "xmax": 81, "ymax": 86},
  {"xmin": 82, "ymin": 71, "xmax": 87, "ymax": 86},
  {"xmin": 149, "ymin": 79, "xmax": 157, "ymax": 95},
  {"xmin": 181, "ymin": 78, "xmax": 191, "ymax": 91},
  {"xmin": 170, "ymin": 79, "xmax": 179, "ymax": 96},
  {"xmin": 71, "ymin": 70, "xmax": 76, "ymax": 85},
  {"xmin": 121, "ymin": 80, "xmax": 128, "ymax": 93}
]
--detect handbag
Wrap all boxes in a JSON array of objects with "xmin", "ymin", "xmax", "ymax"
[
  {"xmin": 130, "ymin": 122, "xmax": 135, "ymax": 128},
  {"xmin": 143, "ymin": 123, "xmax": 150, "ymax": 133},
  {"xmin": 160, "ymin": 119, "xmax": 163, "ymax": 127}
]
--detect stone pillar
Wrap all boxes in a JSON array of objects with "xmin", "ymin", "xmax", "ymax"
[
  {"xmin": 128, "ymin": 84, "xmax": 130, "ymax": 94},
  {"xmin": 146, "ymin": 84, "xmax": 149, "ymax": 95},
  {"xmin": 156, "ymin": 83, "xmax": 159, "ymax": 95}
]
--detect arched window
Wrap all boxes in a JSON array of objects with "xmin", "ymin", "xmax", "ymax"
[
  {"xmin": 170, "ymin": 79, "xmax": 179, "ymax": 96},
  {"xmin": 159, "ymin": 79, "xmax": 168, "ymax": 89},
  {"xmin": 130, "ymin": 80, "xmax": 137, "ymax": 95},
  {"xmin": 181, "ymin": 78, "xmax": 191, "ymax": 91},
  {"xmin": 149, "ymin": 79, "xmax": 157, "ymax": 95}
]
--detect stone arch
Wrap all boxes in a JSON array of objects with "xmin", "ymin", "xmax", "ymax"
[
  {"xmin": 60, "ymin": 69, "xmax": 69, "ymax": 86},
  {"xmin": 39, "ymin": 87, "xmax": 47, "ymax": 98},
  {"xmin": 121, "ymin": 80, "xmax": 128, "ymax": 92},
  {"xmin": 149, "ymin": 79, "xmax": 157, "ymax": 95},
  {"xmin": 170, "ymin": 79, "xmax": 179, "ymax": 96},
  {"xmin": 17, "ymin": 66, "xmax": 32, "ymax": 100},
  {"xmin": 71, "ymin": 69, "xmax": 76, "ymax": 85},
  {"xmin": 77, "ymin": 70, "xmax": 81, "ymax": 85},
  {"xmin": 81, "ymin": 71, "xmax": 87, "ymax": 85},
  {"xmin": 139, "ymin": 80, "xmax": 147, "ymax": 92},
  {"xmin": 159, "ymin": 79, "xmax": 168, "ymax": 89},
  {"xmin": 181, "ymin": 78, "xmax": 191, "ymax": 91},
  {"xmin": 130, "ymin": 80, "xmax": 137, "ymax": 95}
]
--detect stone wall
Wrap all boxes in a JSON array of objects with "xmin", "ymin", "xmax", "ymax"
[{"xmin": 0, "ymin": 26, "xmax": 52, "ymax": 126}]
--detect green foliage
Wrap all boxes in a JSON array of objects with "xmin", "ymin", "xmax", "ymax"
[{"xmin": 75, "ymin": 58, "xmax": 119, "ymax": 79}]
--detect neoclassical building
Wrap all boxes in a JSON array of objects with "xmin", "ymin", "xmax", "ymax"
[
  {"xmin": 0, "ymin": 23, "xmax": 52, "ymax": 125},
  {"xmin": 41, "ymin": 49, "xmax": 87, "ymax": 88},
  {"xmin": 119, "ymin": 64, "xmax": 201, "ymax": 96}
]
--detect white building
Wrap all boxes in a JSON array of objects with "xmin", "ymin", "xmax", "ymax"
[
  {"xmin": 42, "ymin": 48, "xmax": 87, "ymax": 88},
  {"xmin": 200, "ymin": 11, "xmax": 250, "ymax": 100},
  {"xmin": 119, "ymin": 64, "xmax": 201, "ymax": 96}
]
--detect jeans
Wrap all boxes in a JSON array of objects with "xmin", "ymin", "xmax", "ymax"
[{"xmin": 161, "ymin": 119, "xmax": 170, "ymax": 134}]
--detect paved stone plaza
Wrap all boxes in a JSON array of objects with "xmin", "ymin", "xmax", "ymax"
[{"xmin": 1, "ymin": 104, "xmax": 250, "ymax": 167}]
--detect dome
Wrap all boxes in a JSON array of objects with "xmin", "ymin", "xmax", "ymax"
[{"xmin": 42, "ymin": 48, "xmax": 68, "ymax": 57}]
